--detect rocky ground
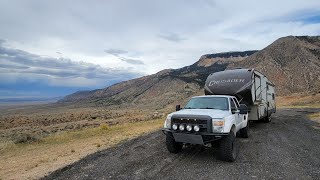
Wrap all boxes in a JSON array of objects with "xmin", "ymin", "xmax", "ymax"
[{"xmin": 43, "ymin": 108, "xmax": 320, "ymax": 180}]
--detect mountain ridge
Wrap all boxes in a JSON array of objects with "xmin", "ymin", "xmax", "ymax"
[
  {"xmin": 228, "ymin": 36, "xmax": 320, "ymax": 95},
  {"xmin": 59, "ymin": 50, "xmax": 256, "ymax": 107},
  {"xmin": 59, "ymin": 36, "xmax": 320, "ymax": 109}
]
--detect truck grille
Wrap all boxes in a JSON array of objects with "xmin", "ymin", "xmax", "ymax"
[{"xmin": 171, "ymin": 117, "xmax": 211, "ymax": 133}]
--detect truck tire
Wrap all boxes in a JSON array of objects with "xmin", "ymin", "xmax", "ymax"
[
  {"xmin": 218, "ymin": 132, "xmax": 238, "ymax": 162},
  {"xmin": 263, "ymin": 115, "xmax": 271, "ymax": 123},
  {"xmin": 239, "ymin": 122, "xmax": 249, "ymax": 138},
  {"xmin": 166, "ymin": 134, "xmax": 182, "ymax": 153}
]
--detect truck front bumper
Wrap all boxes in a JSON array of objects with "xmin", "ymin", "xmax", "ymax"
[{"xmin": 162, "ymin": 129, "xmax": 229, "ymax": 145}]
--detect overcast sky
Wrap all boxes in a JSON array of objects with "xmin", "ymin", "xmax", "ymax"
[{"xmin": 0, "ymin": 0, "xmax": 320, "ymax": 99}]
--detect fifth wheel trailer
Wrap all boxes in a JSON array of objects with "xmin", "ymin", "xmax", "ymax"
[{"xmin": 204, "ymin": 69, "xmax": 276, "ymax": 122}]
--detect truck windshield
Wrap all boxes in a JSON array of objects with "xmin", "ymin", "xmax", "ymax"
[{"xmin": 184, "ymin": 97, "xmax": 229, "ymax": 110}]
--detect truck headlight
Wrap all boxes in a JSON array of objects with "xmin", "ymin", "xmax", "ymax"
[
  {"xmin": 212, "ymin": 119, "xmax": 224, "ymax": 132},
  {"xmin": 213, "ymin": 121, "xmax": 224, "ymax": 126},
  {"xmin": 164, "ymin": 116, "xmax": 172, "ymax": 129}
]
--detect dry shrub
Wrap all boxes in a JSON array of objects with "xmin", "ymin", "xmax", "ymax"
[
  {"xmin": 12, "ymin": 133, "xmax": 39, "ymax": 144},
  {"xmin": 99, "ymin": 123, "xmax": 109, "ymax": 130}
]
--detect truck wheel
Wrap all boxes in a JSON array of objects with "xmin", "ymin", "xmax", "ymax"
[
  {"xmin": 218, "ymin": 132, "xmax": 238, "ymax": 162},
  {"xmin": 166, "ymin": 134, "xmax": 182, "ymax": 153},
  {"xmin": 264, "ymin": 115, "xmax": 271, "ymax": 123},
  {"xmin": 239, "ymin": 122, "xmax": 249, "ymax": 138}
]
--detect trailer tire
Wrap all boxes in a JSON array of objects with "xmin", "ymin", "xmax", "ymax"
[
  {"xmin": 166, "ymin": 133, "xmax": 182, "ymax": 153},
  {"xmin": 218, "ymin": 132, "xmax": 238, "ymax": 162},
  {"xmin": 239, "ymin": 122, "xmax": 249, "ymax": 138}
]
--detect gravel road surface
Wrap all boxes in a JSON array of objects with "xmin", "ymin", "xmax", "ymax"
[{"xmin": 43, "ymin": 109, "xmax": 320, "ymax": 180}]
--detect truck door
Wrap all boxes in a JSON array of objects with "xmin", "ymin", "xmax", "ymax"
[{"xmin": 230, "ymin": 98, "xmax": 241, "ymax": 130}]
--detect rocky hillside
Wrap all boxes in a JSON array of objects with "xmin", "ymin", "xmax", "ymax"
[
  {"xmin": 229, "ymin": 36, "xmax": 320, "ymax": 95},
  {"xmin": 60, "ymin": 36, "xmax": 320, "ymax": 108},
  {"xmin": 60, "ymin": 51, "xmax": 256, "ymax": 108}
]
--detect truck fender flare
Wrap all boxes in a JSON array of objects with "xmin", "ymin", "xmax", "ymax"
[{"xmin": 228, "ymin": 124, "xmax": 236, "ymax": 135}]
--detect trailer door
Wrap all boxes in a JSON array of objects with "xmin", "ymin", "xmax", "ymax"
[
  {"xmin": 254, "ymin": 74, "xmax": 262, "ymax": 102},
  {"xmin": 266, "ymin": 84, "xmax": 276, "ymax": 114}
]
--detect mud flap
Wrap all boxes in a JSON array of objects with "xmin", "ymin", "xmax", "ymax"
[{"xmin": 172, "ymin": 133, "xmax": 204, "ymax": 145}]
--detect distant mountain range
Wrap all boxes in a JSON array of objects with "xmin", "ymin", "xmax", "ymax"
[
  {"xmin": 0, "ymin": 96, "xmax": 62, "ymax": 105},
  {"xmin": 59, "ymin": 36, "xmax": 320, "ymax": 109}
]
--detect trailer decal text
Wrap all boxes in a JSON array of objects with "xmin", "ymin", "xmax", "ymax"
[{"xmin": 208, "ymin": 79, "xmax": 245, "ymax": 86}]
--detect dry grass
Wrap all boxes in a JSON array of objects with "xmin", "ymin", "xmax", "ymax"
[
  {"xmin": 0, "ymin": 119, "xmax": 164, "ymax": 180},
  {"xmin": 0, "ymin": 107, "xmax": 165, "ymax": 144},
  {"xmin": 308, "ymin": 112, "xmax": 320, "ymax": 130},
  {"xmin": 308, "ymin": 112, "xmax": 320, "ymax": 121},
  {"xmin": 277, "ymin": 93, "xmax": 320, "ymax": 108}
]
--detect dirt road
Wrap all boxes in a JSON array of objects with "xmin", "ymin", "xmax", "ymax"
[{"xmin": 43, "ymin": 109, "xmax": 320, "ymax": 180}]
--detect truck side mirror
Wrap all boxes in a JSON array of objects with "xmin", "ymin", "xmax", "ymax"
[
  {"xmin": 231, "ymin": 107, "xmax": 237, "ymax": 114},
  {"xmin": 176, "ymin": 105, "xmax": 181, "ymax": 111},
  {"xmin": 239, "ymin": 104, "xmax": 248, "ymax": 114}
]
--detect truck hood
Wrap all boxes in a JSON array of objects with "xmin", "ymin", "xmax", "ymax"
[{"xmin": 169, "ymin": 109, "xmax": 230, "ymax": 119}]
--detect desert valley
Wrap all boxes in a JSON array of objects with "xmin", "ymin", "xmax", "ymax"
[{"xmin": 0, "ymin": 36, "xmax": 320, "ymax": 179}]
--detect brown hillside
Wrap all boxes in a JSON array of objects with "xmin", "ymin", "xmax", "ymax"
[
  {"xmin": 229, "ymin": 36, "xmax": 320, "ymax": 95},
  {"xmin": 60, "ymin": 36, "xmax": 320, "ymax": 106},
  {"xmin": 59, "ymin": 51, "xmax": 255, "ymax": 108}
]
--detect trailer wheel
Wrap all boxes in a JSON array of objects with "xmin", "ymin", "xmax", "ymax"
[
  {"xmin": 239, "ymin": 122, "xmax": 249, "ymax": 138},
  {"xmin": 218, "ymin": 132, "xmax": 238, "ymax": 162},
  {"xmin": 166, "ymin": 133, "xmax": 182, "ymax": 153}
]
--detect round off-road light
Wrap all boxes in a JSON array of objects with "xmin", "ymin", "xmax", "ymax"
[
  {"xmin": 186, "ymin": 124, "xmax": 192, "ymax": 131},
  {"xmin": 179, "ymin": 124, "xmax": 185, "ymax": 131},
  {"xmin": 194, "ymin": 125, "xmax": 200, "ymax": 132},
  {"xmin": 172, "ymin": 124, "xmax": 178, "ymax": 130}
]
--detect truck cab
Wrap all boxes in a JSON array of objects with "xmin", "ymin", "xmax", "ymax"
[{"xmin": 162, "ymin": 95, "xmax": 249, "ymax": 162}]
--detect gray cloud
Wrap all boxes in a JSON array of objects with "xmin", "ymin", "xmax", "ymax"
[
  {"xmin": 0, "ymin": 0, "xmax": 319, "ymax": 76},
  {"xmin": 118, "ymin": 57, "xmax": 145, "ymax": 65},
  {"xmin": 104, "ymin": 49, "xmax": 145, "ymax": 65},
  {"xmin": 104, "ymin": 49, "xmax": 128, "ymax": 56},
  {"xmin": 158, "ymin": 33, "xmax": 186, "ymax": 42},
  {"xmin": 0, "ymin": 42, "xmax": 143, "ymax": 86},
  {"xmin": 0, "ymin": 39, "xmax": 5, "ymax": 45},
  {"xmin": 0, "ymin": 63, "xmax": 30, "ymax": 69}
]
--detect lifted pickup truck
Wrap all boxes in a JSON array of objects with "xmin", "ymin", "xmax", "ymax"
[{"xmin": 162, "ymin": 95, "xmax": 249, "ymax": 162}]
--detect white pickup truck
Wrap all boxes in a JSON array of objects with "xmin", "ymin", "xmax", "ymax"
[{"xmin": 162, "ymin": 95, "xmax": 249, "ymax": 162}]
